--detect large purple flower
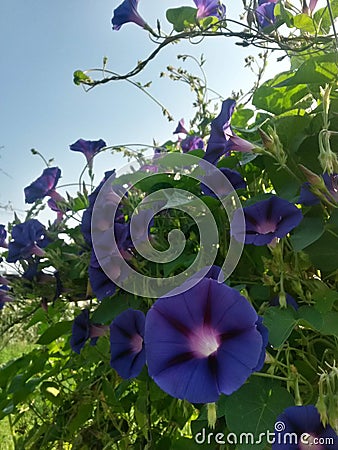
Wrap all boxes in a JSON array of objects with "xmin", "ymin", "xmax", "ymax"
[
  {"xmin": 145, "ymin": 278, "xmax": 267, "ymax": 403},
  {"xmin": 110, "ymin": 309, "xmax": 146, "ymax": 378},
  {"xmin": 0, "ymin": 225, "xmax": 8, "ymax": 248},
  {"xmin": 111, "ymin": 0, "xmax": 146, "ymax": 30},
  {"xmin": 24, "ymin": 167, "xmax": 62, "ymax": 204},
  {"xmin": 299, "ymin": 173, "xmax": 338, "ymax": 206},
  {"xmin": 69, "ymin": 138, "xmax": 106, "ymax": 169},
  {"xmin": 193, "ymin": 0, "xmax": 226, "ymax": 19},
  {"xmin": 204, "ymin": 99, "xmax": 255, "ymax": 164},
  {"xmin": 255, "ymin": 0, "xmax": 278, "ymax": 29},
  {"xmin": 7, "ymin": 219, "xmax": 51, "ymax": 263},
  {"xmin": 231, "ymin": 196, "xmax": 303, "ymax": 246},
  {"xmin": 70, "ymin": 309, "xmax": 108, "ymax": 354},
  {"xmin": 272, "ymin": 405, "xmax": 337, "ymax": 450}
]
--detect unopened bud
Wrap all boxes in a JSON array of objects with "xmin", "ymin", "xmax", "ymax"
[
  {"xmin": 278, "ymin": 292, "xmax": 287, "ymax": 308},
  {"xmin": 298, "ymin": 164, "xmax": 322, "ymax": 185},
  {"xmin": 259, "ymin": 128, "xmax": 274, "ymax": 150},
  {"xmin": 207, "ymin": 403, "xmax": 217, "ymax": 429}
]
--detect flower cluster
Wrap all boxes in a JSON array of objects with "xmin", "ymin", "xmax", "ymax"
[{"xmin": 71, "ymin": 270, "xmax": 268, "ymax": 404}]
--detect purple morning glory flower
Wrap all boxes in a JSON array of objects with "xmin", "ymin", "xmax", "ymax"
[
  {"xmin": 111, "ymin": 0, "xmax": 146, "ymax": 30},
  {"xmin": 299, "ymin": 173, "xmax": 338, "ymax": 206},
  {"xmin": 181, "ymin": 135, "xmax": 205, "ymax": 153},
  {"xmin": 145, "ymin": 278, "xmax": 267, "ymax": 403},
  {"xmin": 24, "ymin": 167, "xmax": 62, "ymax": 204},
  {"xmin": 204, "ymin": 99, "xmax": 255, "ymax": 164},
  {"xmin": 272, "ymin": 405, "xmax": 337, "ymax": 450},
  {"xmin": 271, "ymin": 293, "xmax": 299, "ymax": 310},
  {"xmin": 231, "ymin": 196, "xmax": 303, "ymax": 246},
  {"xmin": 69, "ymin": 138, "xmax": 106, "ymax": 169},
  {"xmin": 70, "ymin": 309, "xmax": 109, "ymax": 354},
  {"xmin": 256, "ymin": 0, "xmax": 277, "ymax": 29},
  {"xmin": 81, "ymin": 170, "xmax": 116, "ymax": 245},
  {"xmin": 48, "ymin": 198, "xmax": 65, "ymax": 223},
  {"xmin": 7, "ymin": 219, "xmax": 51, "ymax": 263},
  {"xmin": 200, "ymin": 167, "xmax": 246, "ymax": 197},
  {"xmin": 110, "ymin": 309, "xmax": 146, "ymax": 378},
  {"xmin": 173, "ymin": 119, "xmax": 189, "ymax": 135},
  {"xmin": 0, "ymin": 225, "xmax": 8, "ymax": 248},
  {"xmin": 193, "ymin": 0, "xmax": 226, "ymax": 19},
  {"xmin": 0, "ymin": 285, "xmax": 12, "ymax": 309},
  {"xmin": 89, "ymin": 252, "xmax": 117, "ymax": 301}
]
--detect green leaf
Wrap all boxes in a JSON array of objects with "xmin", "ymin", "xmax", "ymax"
[
  {"xmin": 293, "ymin": 13, "xmax": 316, "ymax": 33},
  {"xmin": 68, "ymin": 402, "xmax": 93, "ymax": 433},
  {"xmin": 221, "ymin": 377, "xmax": 294, "ymax": 450},
  {"xmin": 36, "ymin": 321, "xmax": 72, "ymax": 345},
  {"xmin": 276, "ymin": 53, "xmax": 338, "ymax": 87},
  {"xmin": 91, "ymin": 294, "xmax": 139, "ymax": 323},
  {"xmin": 166, "ymin": 7, "xmax": 197, "ymax": 32},
  {"xmin": 252, "ymin": 73, "xmax": 308, "ymax": 115},
  {"xmin": 231, "ymin": 108, "xmax": 254, "ymax": 128},
  {"xmin": 313, "ymin": 286, "xmax": 338, "ymax": 313},
  {"xmin": 305, "ymin": 230, "xmax": 338, "ymax": 273},
  {"xmin": 73, "ymin": 70, "xmax": 92, "ymax": 86},
  {"xmin": 290, "ymin": 213, "xmax": 325, "ymax": 251},
  {"xmin": 297, "ymin": 305, "xmax": 323, "ymax": 331},
  {"xmin": 263, "ymin": 307, "xmax": 297, "ymax": 347}
]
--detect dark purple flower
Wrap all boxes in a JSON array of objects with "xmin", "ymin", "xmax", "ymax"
[
  {"xmin": 69, "ymin": 138, "xmax": 106, "ymax": 168},
  {"xmin": 145, "ymin": 278, "xmax": 267, "ymax": 403},
  {"xmin": 0, "ymin": 225, "xmax": 8, "ymax": 248},
  {"xmin": 70, "ymin": 309, "xmax": 108, "ymax": 354},
  {"xmin": 173, "ymin": 119, "xmax": 188, "ymax": 135},
  {"xmin": 22, "ymin": 260, "xmax": 39, "ymax": 281},
  {"xmin": 201, "ymin": 167, "xmax": 246, "ymax": 197},
  {"xmin": 7, "ymin": 219, "xmax": 51, "ymax": 263},
  {"xmin": 193, "ymin": 0, "xmax": 226, "ymax": 19},
  {"xmin": 110, "ymin": 309, "xmax": 146, "ymax": 378},
  {"xmin": 204, "ymin": 99, "xmax": 255, "ymax": 164},
  {"xmin": 231, "ymin": 196, "xmax": 303, "ymax": 246},
  {"xmin": 111, "ymin": 0, "xmax": 146, "ymax": 30},
  {"xmin": 89, "ymin": 252, "xmax": 117, "ymax": 301},
  {"xmin": 254, "ymin": 316, "xmax": 269, "ymax": 371},
  {"xmin": 299, "ymin": 173, "xmax": 338, "ymax": 206},
  {"xmin": 256, "ymin": 0, "xmax": 277, "ymax": 29},
  {"xmin": 81, "ymin": 170, "xmax": 116, "ymax": 245},
  {"xmin": 24, "ymin": 167, "xmax": 61, "ymax": 204},
  {"xmin": 271, "ymin": 293, "xmax": 299, "ymax": 310},
  {"xmin": 0, "ymin": 285, "xmax": 12, "ymax": 309},
  {"xmin": 181, "ymin": 135, "xmax": 205, "ymax": 153},
  {"xmin": 272, "ymin": 405, "xmax": 337, "ymax": 450}
]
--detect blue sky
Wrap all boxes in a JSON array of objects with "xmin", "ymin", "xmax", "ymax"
[{"xmin": 0, "ymin": 0, "xmax": 290, "ymax": 224}]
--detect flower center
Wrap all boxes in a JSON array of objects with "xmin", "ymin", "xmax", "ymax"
[
  {"xmin": 190, "ymin": 326, "xmax": 220, "ymax": 358},
  {"xmin": 130, "ymin": 334, "xmax": 143, "ymax": 353},
  {"xmin": 298, "ymin": 433, "xmax": 325, "ymax": 450},
  {"xmin": 256, "ymin": 220, "xmax": 277, "ymax": 234}
]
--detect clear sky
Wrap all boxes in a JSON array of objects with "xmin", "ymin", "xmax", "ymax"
[{"xmin": 0, "ymin": 0, "xmax": 292, "ymax": 224}]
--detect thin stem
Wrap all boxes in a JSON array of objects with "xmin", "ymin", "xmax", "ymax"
[{"xmin": 326, "ymin": 0, "xmax": 338, "ymax": 49}]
